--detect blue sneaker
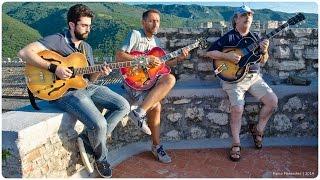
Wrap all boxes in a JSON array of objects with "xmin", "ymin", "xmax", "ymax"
[{"xmin": 151, "ymin": 145, "xmax": 172, "ymax": 163}]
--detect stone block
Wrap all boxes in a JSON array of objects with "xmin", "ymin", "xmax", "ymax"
[
  {"xmin": 186, "ymin": 107, "xmax": 204, "ymax": 122},
  {"xmin": 173, "ymin": 98, "xmax": 191, "ymax": 104},
  {"xmin": 283, "ymin": 96, "xmax": 302, "ymax": 112},
  {"xmin": 291, "ymin": 28, "xmax": 313, "ymax": 38},
  {"xmin": 273, "ymin": 46, "xmax": 290, "ymax": 59},
  {"xmin": 303, "ymin": 47, "xmax": 318, "ymax": 60},
  {"xmin": 313, "ymin": 63, "xmax": 318, "ymax": 68},
  {"xmin": 279, "ymin": 71, "xmax": 289, "ymax": 79},
  {"xmin": 178, "ymin": 74, "xmax": 197, "ymax": 81},
  {"xmin": 165, "ymin": 130, "xmax": 181, "ymax": 141},
  {"xmin": 190, "ymin": 127, "xmax": 206, "ymax": 139},
  {"xmin": 293, "ymin": 49, "xmax": 303, "ymax": 59},
  {"xmin": 198, "ymin": 62, "xmax": 214, "ymax": 71},
  {"xmin": 183, "ymin": 62, "xmax": 194, "ymax": 69},
  {"xmin": 218, "ymin": 99, "xmax": 230, "ymax": 113},
  {"xmin": 273, "ymin": 114, "xmax": 292, "ymax": 131},
  {"xmin": 272, "ymin": 38, "xmax": 289, "ymax": 45},
  {"xmin": 167, "ymin": 113, "xmax": 182, "ymax": 123},
  {"xmin": 296, "ymin": 38, "xmax": 310, "ymax": 45},
  {"xmin": 220, "ymin": 132, "xmax": 229, "ymax": 139},
  {"xmin": 278, "ymin": 60, "xmax": 305, "ymax": 71},
  {"xmin": 206, "ymin": 112, "xmax": 228, "ymax": 125}
]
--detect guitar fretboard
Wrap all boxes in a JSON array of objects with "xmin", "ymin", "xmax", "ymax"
[
  {"xmin": 73, "ymin": 61, "xmax": 134, "ymax": 75},
  {"xmin": 245, "ymin": 22, "xmax": 290, "ymax": 53},
  {"xmin": 161, "ymin": 42, "xmax": 199, "ymax": 62}
]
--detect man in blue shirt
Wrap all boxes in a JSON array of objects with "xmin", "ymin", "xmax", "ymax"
[
  {"xmin": 18, "ymin": 4, "xmax": 130, "ymax": 177},
  {"xmin": 206, "ymin": 5, "xmax": 278, "ymax": 162}
]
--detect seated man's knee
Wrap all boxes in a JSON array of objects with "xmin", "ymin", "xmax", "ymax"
[
  {"xmin": 266, "ymin": 92, "xmax": 278, "ymax": 109},
  {"xmin": 231, "ymin": 105, "xmax": 244, "ymax": 114},
  {"xmin": 120, "ymin": 99, "xmax": 131, "ymax": 112},
  {"xmin": 271, "ymin": 95, "xmax": 278, "ymax": 109},
  {"xmin": 151, "ymin": 102, "xmax": 161, "ymax": 112},
  {"xmin": 162, "ymin": 74, "xmax": 176, "ymax": 87},
  {"xmin": 90, "ymin": 118, "xmax": 107, "ymax": 132}
]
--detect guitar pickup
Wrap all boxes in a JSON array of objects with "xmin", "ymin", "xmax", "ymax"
[{"xmin": 214, "ymin": 64, "xmax": 227, "ymax": 75}]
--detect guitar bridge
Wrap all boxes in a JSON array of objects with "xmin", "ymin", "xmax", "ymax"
[{"xmin": 214, "ymin": 64, "xmax": 227, "ymax": 75}]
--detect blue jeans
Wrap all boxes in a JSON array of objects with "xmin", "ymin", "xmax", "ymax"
[{"xmin": 51, "ymin": 83, "xmax": 130, "ymax": 162}]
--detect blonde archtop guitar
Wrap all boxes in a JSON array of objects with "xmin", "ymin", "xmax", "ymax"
[{"xmin": 25, "ymin": 50, "xmax": 147, "ymax": 100}]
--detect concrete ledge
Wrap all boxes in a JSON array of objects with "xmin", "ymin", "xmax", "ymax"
[
  {"xmin": 2, "ymin": 102, "xmax": 84, "ymax": 155},
  {"xmin": 108, "ymin": 79, "xmax": 318, "ymax": 100}
]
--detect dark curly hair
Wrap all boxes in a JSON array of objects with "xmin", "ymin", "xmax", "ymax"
[{"xmin": 67, "ymin": 4, "xmax": 94, "ymax": 27}]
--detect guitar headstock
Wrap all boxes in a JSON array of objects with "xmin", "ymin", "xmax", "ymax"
[
  {"xmin": 195, "ymin": 37, "xmax": 209, "ymax": 49},
  {"xmin": 287, "ymin": 13, "xmax": 305, "ymax": 26}
]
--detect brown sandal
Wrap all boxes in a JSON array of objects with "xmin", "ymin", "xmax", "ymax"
[
  {"xmin": 229, "ymin": 143, "xmax": 241, "ymax": 162},
  {"xmin": 249, "ymin": 124, "xmax": 264, "ymax": 149}
]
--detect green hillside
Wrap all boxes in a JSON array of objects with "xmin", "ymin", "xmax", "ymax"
[
  {"xmin": 2, "ymin": 13, "xmax": 42, "ymax": 58},
  {"xmin": 2, "ymin": 2, "xmax": 317, "ymax": 59},
  {"xmin": 2, "ymin": 2, "xmax": 187, "ymax": 59},
  {"xmin": 135, "ymin": 4, "xmax": 317, "ymax": 28}
]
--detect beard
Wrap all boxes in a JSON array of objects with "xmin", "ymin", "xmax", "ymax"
[
  {"xmin": 147, "ymin": 27, "xmax": 158, "ymax": 35},
  {"xmin": 74, "ymin": 30, "xmax": 89, "ymax": 40}
]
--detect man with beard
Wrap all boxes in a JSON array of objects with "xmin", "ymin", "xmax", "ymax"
[
  {"xmin": 18, "ymin": 4, "xmax": 130, "ymax": 177},
  {"xmin": 115, "ymin": 9, "xmax": 189, "ymax": 163},
  {"xmin": 206, "ymin": 5, "xmax": 278, "ymax": 162}
]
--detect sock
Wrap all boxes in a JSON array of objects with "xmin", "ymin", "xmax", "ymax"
[{"xmin": 134, "ymin": 107, "xmax": 146, "ymax": 117}]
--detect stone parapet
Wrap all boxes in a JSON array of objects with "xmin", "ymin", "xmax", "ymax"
[{"xmin": 2, "ymin": 81, "xmax": 318, "ymax": 177}]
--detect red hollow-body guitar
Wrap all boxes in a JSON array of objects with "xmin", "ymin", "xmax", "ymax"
[{"xmin": 120, "ymin": 38, "xmax": 207, "ymax": 91}]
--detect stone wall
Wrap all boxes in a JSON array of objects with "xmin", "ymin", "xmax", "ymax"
[
  {"xmin": 156, "ymin": 27, "xmax": 318, "ymax": 81},
  {"xmin": 2, "ymin": 27, "xmax": 318, "ymax": 177},
  {"xmin": 107, "ymin": 85, "xmax": 318, "ymax": 151}
]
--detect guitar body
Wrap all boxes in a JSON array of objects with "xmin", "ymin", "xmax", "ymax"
[
  {"xmin": 213, "ymin": 37, "xmax": 262, "ymax": 82},
  {"xmin": 25, "ymin": 50, "xmax": 88, "ymax": 100},
  {"xmin": 120, "ymin": 47, "xmax": 171, "ymax": 91}
]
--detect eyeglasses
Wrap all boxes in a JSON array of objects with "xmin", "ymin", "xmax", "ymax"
[
  {"xmin": 240, "ymin": 12, "xmax": 253, "ymax": 17},
  {"xmin": 76, "ymin": 23, "xmax": 95, "ymax": 30}
]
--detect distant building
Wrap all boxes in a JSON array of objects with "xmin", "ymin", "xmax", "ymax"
[
  {"xmin": 267, "ymin": 20, "xmax": 279, "ymax": 29},
  {"xmin": 212, "ymin": 21, "xmax": 227, "ymax": 29},
  {"xmin": 200, "ymin": 21, "xmax": 212, "ymax": 28},
  {"xmin": 251, "ymin": 21, "xmax": 261, "ymax": 30},
  {"xmin": 278, "ymin": 21, "xmax": 287, "ymax": 26}
]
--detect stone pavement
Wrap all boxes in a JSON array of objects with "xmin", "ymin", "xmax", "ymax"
[{"xmin": 112, "ymin": 146, "xmax": 317, "ymax": 178}]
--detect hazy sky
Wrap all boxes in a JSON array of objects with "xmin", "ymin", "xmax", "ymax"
[{"xmin": 126, "ymin": 0, "xmax": 318, "ymax": 14}]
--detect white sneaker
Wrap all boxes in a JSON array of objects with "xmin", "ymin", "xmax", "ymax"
[
  {"xmin": 151, "ymin": 145, "xmax": 172, "ymax": 163},
  {"xmin": 128, "ymin": 110, "xmax": 152, "ymax": 135}
]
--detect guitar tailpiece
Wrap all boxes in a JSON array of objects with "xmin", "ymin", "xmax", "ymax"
[{"xmin": 214, "ymin": 64, "xmax": 227, "ymax": 75}]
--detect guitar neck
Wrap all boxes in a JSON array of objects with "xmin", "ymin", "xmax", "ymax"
[
  {"xmin": 265, "ymin": 22, "xmax": 289, "ymax": 39},
  {"xmin": 73, "ymin": 61, "xmax": 133, "ymax": 75},
  {"xmin": 161, "ymin": 42, "xmax": 199, "ymax": 62},
  {"xmin": 246, "ymin": 22, "xmax": 290, "ymax": 53}
]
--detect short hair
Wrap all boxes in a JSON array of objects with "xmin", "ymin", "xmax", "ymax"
[
  {"xmin": 67, "ymin": 4, "xmax": 94, "ymax": 25},
  {"xmin": 142, "ymin": 9, "xmax": 160, "ymax": 20}
]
